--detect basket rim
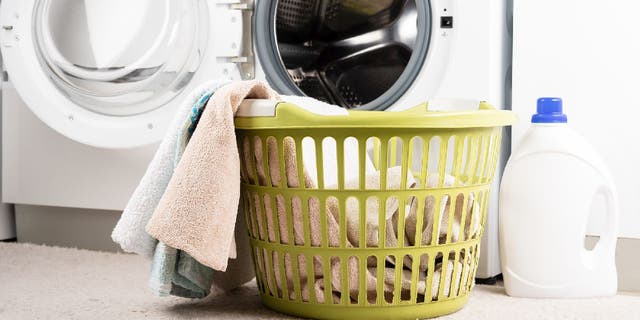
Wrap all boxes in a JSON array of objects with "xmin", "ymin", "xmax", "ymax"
[{"xmin": 234, "ymin": 101, "xmax": 517, "ymax": 130}]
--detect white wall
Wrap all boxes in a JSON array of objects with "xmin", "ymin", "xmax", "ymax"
[{"xmin": 512, "ymin": 0, "xmax": 640, "ymax": 238}]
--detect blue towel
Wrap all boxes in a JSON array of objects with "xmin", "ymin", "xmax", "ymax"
[{"xmin": 148, "ymin": 90, "xmax": 218, "ymax": 298}]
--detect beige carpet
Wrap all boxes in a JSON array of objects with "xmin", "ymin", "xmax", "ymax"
[{"xmin": 0, "ymin": 242, "xmax": 637, "ymax": 320}]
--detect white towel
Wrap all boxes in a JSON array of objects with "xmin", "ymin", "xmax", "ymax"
[{"xmin": 111, "ymin": 80, "xmax": 231, "ymax": 257}]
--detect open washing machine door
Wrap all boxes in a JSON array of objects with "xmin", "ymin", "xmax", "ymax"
[
  {"xmin": 0, "ymin": 0, "xmax": 456, "ymax": 149},
  {"xmin": 0, "ymin": 0, "xmax": 251, "ymax": 149}
]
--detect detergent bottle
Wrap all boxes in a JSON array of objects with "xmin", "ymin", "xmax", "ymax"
[{"xmin": 499, "ymin": 97, "xmax": 619, "ymax": 298}]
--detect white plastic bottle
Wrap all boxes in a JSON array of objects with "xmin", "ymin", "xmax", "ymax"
[{"xmin": 499, "ymin": 97, "xmax": 619, "ymax": 298}]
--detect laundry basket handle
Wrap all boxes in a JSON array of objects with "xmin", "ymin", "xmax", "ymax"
[{"xmin": 420, "ymin": 99, "xmax": 496, "ymax": 112}]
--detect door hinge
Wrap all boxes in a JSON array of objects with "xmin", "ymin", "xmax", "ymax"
[{"xmin": 221, "ymin": 0, "xmax": 255, "ymax": 80}]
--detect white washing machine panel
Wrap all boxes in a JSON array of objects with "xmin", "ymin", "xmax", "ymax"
[{"xmin": 1, "ymin": 83, "xmax": 158, "ymax": 210}]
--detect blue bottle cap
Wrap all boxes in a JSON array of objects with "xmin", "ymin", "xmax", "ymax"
[{"xmin": 532, "ymin": 97, "xmax": 568, "ymax": 123}]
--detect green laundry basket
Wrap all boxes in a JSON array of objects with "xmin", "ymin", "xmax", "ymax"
[{"xmin": 234, "ymin": 101, "xmax": 515, "ymax": 320}]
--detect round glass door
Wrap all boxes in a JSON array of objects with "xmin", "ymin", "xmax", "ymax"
[{"xmin": 32, "ymin": 0, "xmax": 207, "ymax": 116}]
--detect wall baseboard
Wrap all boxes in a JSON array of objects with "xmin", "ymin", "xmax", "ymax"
[
  {"xmin": 15, "ymin": 204, "xmax": 122, "ymax": 252},
  {"xmin": 585, "ymin": 236, "xmax": 639, "ymax": 293}
]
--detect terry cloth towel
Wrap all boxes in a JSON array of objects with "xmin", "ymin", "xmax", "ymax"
[
  {"xmin": 146, "ymin": 80, "xmax": 280, "ymax": 272},
  {"xmin": 404, "ymin": 173, "xmax": 480, "ymax": 271},
  {"xmin": 113, "ymin": 80, "xmax": 254, "ymax": 299},
  {"xmin": 112, "ymin": 80, "xmax": 231, "ymax": 257},
  {"xmin": 148, "ymin": 88, "xmax": 253, "ymax": 298},
  {"xmin": 149, "ymin": 214, "xmax": 254, "ymax": 298},
  {"xmin": 148, "ymin": 90, "xmax": 217, "ymax": 298}
]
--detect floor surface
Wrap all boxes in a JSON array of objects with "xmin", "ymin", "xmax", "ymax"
[{"xmin": 1, "ymin": 242, "xmax": 637, "ymax": 320}]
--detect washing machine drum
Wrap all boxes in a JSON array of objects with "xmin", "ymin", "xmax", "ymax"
[
  {"xmin": 259, "ymin": 0, "xmax": 431, "ymax": 110},
  {"xmin": 0, "ymin": 0, "xmax": 441, "ymax": 149}
]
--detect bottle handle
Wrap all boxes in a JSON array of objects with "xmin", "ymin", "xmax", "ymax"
[{"xmin": 592, "ymin": 180, "xmax": 619, "ymax": 260}]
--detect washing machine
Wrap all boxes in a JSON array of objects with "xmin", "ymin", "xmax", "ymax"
[{"xmin": 0, "ymin": 0, "xmax": 509, "ymax": 275}]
